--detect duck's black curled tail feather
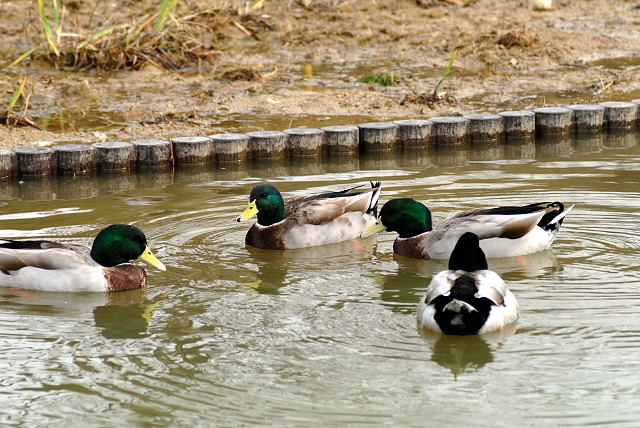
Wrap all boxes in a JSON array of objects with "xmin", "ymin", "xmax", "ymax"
[
  {"xmin": 537, "ymin": 201, "xmax": 572, "ymax": 232},
  {"xmin": 367, "ymin": 181, "xmax": 382, "ymax": 216}
]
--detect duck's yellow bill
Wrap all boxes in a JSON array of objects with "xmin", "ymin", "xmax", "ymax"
[
  {"xmin": 236, "ymin": 200, "xmax": 258, "ymax": 222},
  {"xmin": 360, "ymin": 219, "xmax": 387, "ymax": 238},
  {"xmin": 139, "ymin": 246, "xmax": 166, "ymax": 272}
]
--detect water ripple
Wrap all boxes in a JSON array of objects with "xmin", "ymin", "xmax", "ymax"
[{"xmin": 1, "ymin": 139, "xmax": 640, "ymax": 426}]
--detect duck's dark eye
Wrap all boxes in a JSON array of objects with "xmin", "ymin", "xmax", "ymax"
[{"xmin": 260, "ymin": 193, "xmax": 268, "ymax": 199}]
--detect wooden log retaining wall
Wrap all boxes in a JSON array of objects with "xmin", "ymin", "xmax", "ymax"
[{"xmin": 1, "ymin": 101, "xmax": 639, "ymax": 179}]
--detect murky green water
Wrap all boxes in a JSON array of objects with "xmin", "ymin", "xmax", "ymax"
[{"xmin": 1, "ymin": 132, "xmax": 640, "ymax": 426}]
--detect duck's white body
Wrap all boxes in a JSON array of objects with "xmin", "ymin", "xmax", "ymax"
[
  {"xmin": 395, "ymin": 203, "xmax": 574, "ymax": 260},
  {"xmin": 405, "ymin": 221, "xmax": 559, "ymax": 260},
  {"xmin": 475, "ymin": 226, "xmax": 555, "ymax": 258},
  {"xmin": 282, "ymin": 211, "xmax": 376, "ymax": 249},
  {"xmin": 417, "ymin": 270, "xmax": 519, "ymax": 335},
  {"xmin": 0, "ymin": 259, "xmax": 109, "ymax": 292},
  {"xmin": 0, "ymin": 242, "xmax": 149, "ymax": 293},
  {"xmin": 417, "ymin": 232, "xmax": 519, "ymax": 335}
]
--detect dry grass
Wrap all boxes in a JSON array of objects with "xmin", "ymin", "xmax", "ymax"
[
  {"xmin": 0, "ymin": 111, "xmax": 40, "ymax": 128},
  {"xmin": 6, "ymin": 1, "xmax": 238, "ymax": 71},
  {"xmin": 4, "ymin": 0, "xmax": 352, "ymax": 72},
  {"xmin": 0, "ymin": 75, "xmax": 39, "ymax": 128},
  {"xmin": 43, "ymin": 10, "xmax": 222, "ymax": 71}
]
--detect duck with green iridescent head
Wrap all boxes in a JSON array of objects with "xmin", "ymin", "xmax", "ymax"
[
  {"xmin": 0, "ymin": 224, "xmax": 166, "ymax": 292},
  {"xmin": 237, "ymin": 182, "xmax": 381, "ymax": 249},
  {"xmin": 362, "ymin": 198, "xmax": 573, "ymax": 260}
]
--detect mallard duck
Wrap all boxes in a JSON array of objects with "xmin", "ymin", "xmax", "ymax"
[
  {"xmin": 417, "ymin": 232, "xmax": 518, "ymax": 335},
  {"xmin": 0, "ymin": 224, "xmax": 166, "ymax": 292},
  {"xmin": 236, "ymin": 182, "xmax": 381, "ymax": 249},
  {"xmin": 362, "ymin": 198, "xmax": 573, "ymax": 259}
]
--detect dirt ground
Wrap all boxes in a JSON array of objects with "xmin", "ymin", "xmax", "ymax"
[{"xmin": 1, "ymin": 0, "xmax": 639, "ymax": 148}]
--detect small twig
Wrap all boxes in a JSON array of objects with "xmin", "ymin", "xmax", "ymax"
[
  {"xmin": 232, "ymin": 20, "xmax": 253, "ymax": 37},
  {"xmin": 87, "ymin": 0, "xmax": 104, "ymax": 30}
]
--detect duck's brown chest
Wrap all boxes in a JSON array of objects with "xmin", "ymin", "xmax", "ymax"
[
  {"xmin": 104, "ymin": 264, "xmax": 147, "ymax": 291},
  {"xmin": 393, "ymin": 236, "xmax": 429, "ymax": 260},
  {"xmin": 245, "ymin": 223, "xmax": 287, "ymax": 250}
]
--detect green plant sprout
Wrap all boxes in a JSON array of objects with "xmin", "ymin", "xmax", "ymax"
[
  {"xmin": 362, "ymin": 72, "xmax": 398, "ymax": 87},
  {"xmin": 433, "ymin": 49, "xmax": 457, "ymax": 97}
]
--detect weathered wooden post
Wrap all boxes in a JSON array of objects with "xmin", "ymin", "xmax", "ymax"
[
  {"xmin": 246, "ymin": 130, "xmax": 288, "ymax": 159},
  {"xmin": 599, "ymin": 101, "xmax": 638, "ymax": 129},
  {"xmin": 464, "ymin": 113, "xmax": 504, "ymax": 141},
  {"xmin": 567, "ymin": 104, "xmax": 605, "ymax": 132},
  {"xmin": 171, "ymin": 136, "xmax": 214, "ymax": 165},
  {"xmin": 209, "ymin": 133, "xmax": 249, "ymax": 162},
  {"xmin": 533, "ymin": 107, "xmax": 573, "ymax": 134},
  {"xmin": 0, "ymin": 150, "xmax": 17, "ymax": 178},
  {"xmin": 93, "ymin": 141, "xmax": 135, "ymax": 171},
  {"xmin": 358, "ymin": 122, "xmax": 399, "ymax": 151},
  {"xmin": 14, "ymin": 146, "xmax": 55, "ymax": 176},
  {"xmin": 322, "ymin": 125, "xmax": 359, "ymax": 155},
  {"xmin": 393, "ymin": 119, "xmax": 432, "ymax": 148},
  {"xmin": 284, "ymin": 128, "xmax": 324, "ymax": 156},
  {"xmin": 429, "ymin": 116, "xmax": 469, "ymax": 145},
  {"xmin": 133, "ymin": 139, "xmax": 172, "ymax": 168},
  {"xmin": 498, "ymin": 110, "xmax": 535, "ymax": 138},
  {"xmin": 633, "ymin": 99, "xmax": 640, "ymax": 127},
  {"xmin": 55, "ymin": 144, "xmax": 96, "ymax": 175}
]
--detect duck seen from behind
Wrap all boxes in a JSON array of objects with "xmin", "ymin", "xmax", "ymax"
[
  {"xmin": 0, "ymin": 224, "xmax": 166, "ymax": 292},
  {"xmin": 362, "ymin": 198, "xmax": 573, "ymax": 259},
  {"xmin": 237, "ymin": 182, "xmax": 381, "ymax": 249},
  {"xmin": 417, "ymin": 232, "xmax": 518, "ymax": 335}
]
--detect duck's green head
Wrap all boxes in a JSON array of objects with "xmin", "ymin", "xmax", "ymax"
[
  {"xmin": 90, "ymin": 224, "xmax": 166, "ymax": 271},
  {"xmin": 361, "ymin": 198, "xmax": 432, "ymax": 239},
  {"xmin": 236, "ymin": 183, "xmax": 285, "ymax": 226}
]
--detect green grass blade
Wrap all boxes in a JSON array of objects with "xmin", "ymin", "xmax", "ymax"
[
  {"xmin": 155, "ymin": 0, "xmax": 178, "ymax": 31},
  {"xmin": 52, "ymin": 0, "xmax": 62, "ymax": 44},
  {"xmin": 77, "ymin": 25, "xmax": 125, "ymax": 49},
  {"xmin": 7, "ymin": 76, "xmax": 27, "ymax": 111},
  {"xmin": 51, "ymin": 0, "xmax": 61, "ymax": 29},
  {"xmin": 37, "ymin": 0, "xmax": 59, "ymax": 56},
  {"xmin": 4, "ymin": 46, "xmax": 39, "ymax": 68},
  {"xmin": 434, "ymin": 49, "xmax": 457, "ymax": 96}
]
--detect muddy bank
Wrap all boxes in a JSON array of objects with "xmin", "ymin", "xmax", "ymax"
[{"xmin": 1, "ymin": 0, "xmax": 639, "ymax": 148}]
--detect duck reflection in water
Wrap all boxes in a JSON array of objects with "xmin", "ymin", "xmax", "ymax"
[
  {"xmin": 423, "ymin": 328, "xmax": 516, "ymax": 377},
  {"xmin": 245, "ymin": 238, "xmax": 376, "ymax": 294},
  {"xmin": 0, "ymin": 286, "xmax": 156, "ymax": 339},
  {"xmin": 93, "ymin": 290, "xmax": 163, "ymax": 339},
  {"xmin": 0, "ymin": 286, "xmax": 144, "ymax": 316},
  {"xmin": 375, "ymin": 258, "xmax": 428, "ymax": 315},
  {"xmin": 245, "ymin": 246, "xmax": 289, "ymax": 294}
]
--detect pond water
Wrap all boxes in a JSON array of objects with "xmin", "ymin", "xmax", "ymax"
[{"xmin": 1, "ymin": 131, "xmax": 640, "ymax": 426}]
